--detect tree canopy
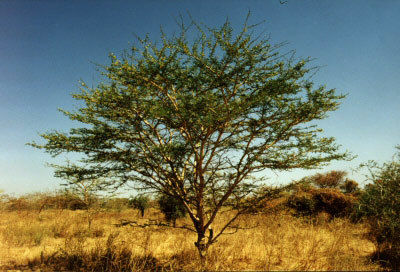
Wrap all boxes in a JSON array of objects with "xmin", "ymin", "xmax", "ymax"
[{"xmin": 30, "ymin": 16, "xmax": 350, "ymax": 260}]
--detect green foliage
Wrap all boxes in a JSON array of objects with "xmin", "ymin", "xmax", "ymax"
[
  {"xmin": 129, "ymin": 195, "xmax": 150, "ymax": 217},
  {"xmin": 157, "ymin": 194, "xmax": 186, "ymax": 227},
  {"xmin": 357, "ymin": 147, "xmax": 400, "ymax": 269}
]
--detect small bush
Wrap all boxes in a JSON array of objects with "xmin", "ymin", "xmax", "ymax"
[{"xmin": 157, "ymin": 194, "xmax": 186, "ymax": 227}]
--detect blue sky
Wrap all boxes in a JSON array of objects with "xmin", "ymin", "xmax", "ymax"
[{"xmin": 0, "ymin": 0, "xmax": 399, "ymax": 195}]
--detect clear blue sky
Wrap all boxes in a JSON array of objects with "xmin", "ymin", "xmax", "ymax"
[{"xmin": 1, "ymin": 0, "xmax": 399, "ymax": 195}]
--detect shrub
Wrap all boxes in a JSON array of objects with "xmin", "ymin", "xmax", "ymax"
[
  {"xmin": 339, "ymin": 179, "xmax": 360, "ymax": 194},
  {"xmin": 55, "ymin": 191, "xmax": 88, "ymax": 210},
  {"xmin": 36, "ymin": 191, "xmax": 89, "ymax": 211},
  {"xmin": 312, "ymin": 188, "xmax": 356, "ymax": 218},
  {"xmin": 129, "ymin": 195, "xmax": 150, "ymax": 217},
  {"xmin": 37, "ymin": 194, "xmax": 65, "ymax": 211},
  {"xmin": 357, "ymin": 148, "xmax": 400, "ymax": 270},
  {"xmin": 287, "ymin": 187, "xmax": 356, "ymax": 219},
  {"xmin": 67, "ymin": 199, "xmax": 88, "ymax": 210},
  {"xmin": 157, "ymin": 194, "xmax": 186, "ymax": 227},
  {"xmin": 5, "ymin": 197, "xmax": 31, "ymax": 211},
  {"xmin": 287, "ymin": 190, "xmax": 316, "ymax": 217}
]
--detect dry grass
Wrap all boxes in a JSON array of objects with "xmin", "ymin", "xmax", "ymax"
[{"xmin": 0, "ymin": 208, "xmax": 381, "ymax": 271}]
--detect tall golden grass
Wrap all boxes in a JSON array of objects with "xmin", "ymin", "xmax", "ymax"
[{"xmin": 0, "ymin": 206, "xmax": 381, "ymax": 271}]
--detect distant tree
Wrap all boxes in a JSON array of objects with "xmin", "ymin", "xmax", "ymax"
[
  {"xmin": 311, "ymin": 170, "xmax": 347, "ymax": 188},
  {"xmin": 129, "ymin": 195, "xmax": 150, "ymax": 217},
  {"xmin": 30, "ymin": 14, "xmax": 350, "ymax": 262},
  {"xmin": 158, "ymin": 194, "xmax": 187, "ymax": 227},
  {"xmin": 54, "ymin": 165, "xmax": 101, "ymax": 230}
]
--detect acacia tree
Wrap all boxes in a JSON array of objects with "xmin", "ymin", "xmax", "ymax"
[{"xmin": 30, "ymin": 16, "xmax": 349, "ymax": 261}]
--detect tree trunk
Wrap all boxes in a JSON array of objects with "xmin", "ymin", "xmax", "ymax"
[
  {"xmin": 86, "ymin": 207, "xmax": 92, "ymax": 231},
  {"xmin": 195, "ymin": 233, "xmax": 209, "ymax": 267}
]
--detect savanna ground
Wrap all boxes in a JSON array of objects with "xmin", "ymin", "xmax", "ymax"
[{"xmin": 0, "ymin": 204, "xmax": 381, "ymax": 271}]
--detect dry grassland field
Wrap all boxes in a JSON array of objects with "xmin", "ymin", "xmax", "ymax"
[{"xmin": 0, "ymin": 204, "xmax": 381, "ymax": 271}]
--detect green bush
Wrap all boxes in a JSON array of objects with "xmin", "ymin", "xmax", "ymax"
[
  {"xmin": 129, "ymin": 195, "xmax": 150, "ymax": 217},
  {"xmin": 157, "ymin": 194, "xmax": 186, "ymax": 227},
  {"xmin": 357, "ymin": 148, "xmax": 400, "ymax": 270}
]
